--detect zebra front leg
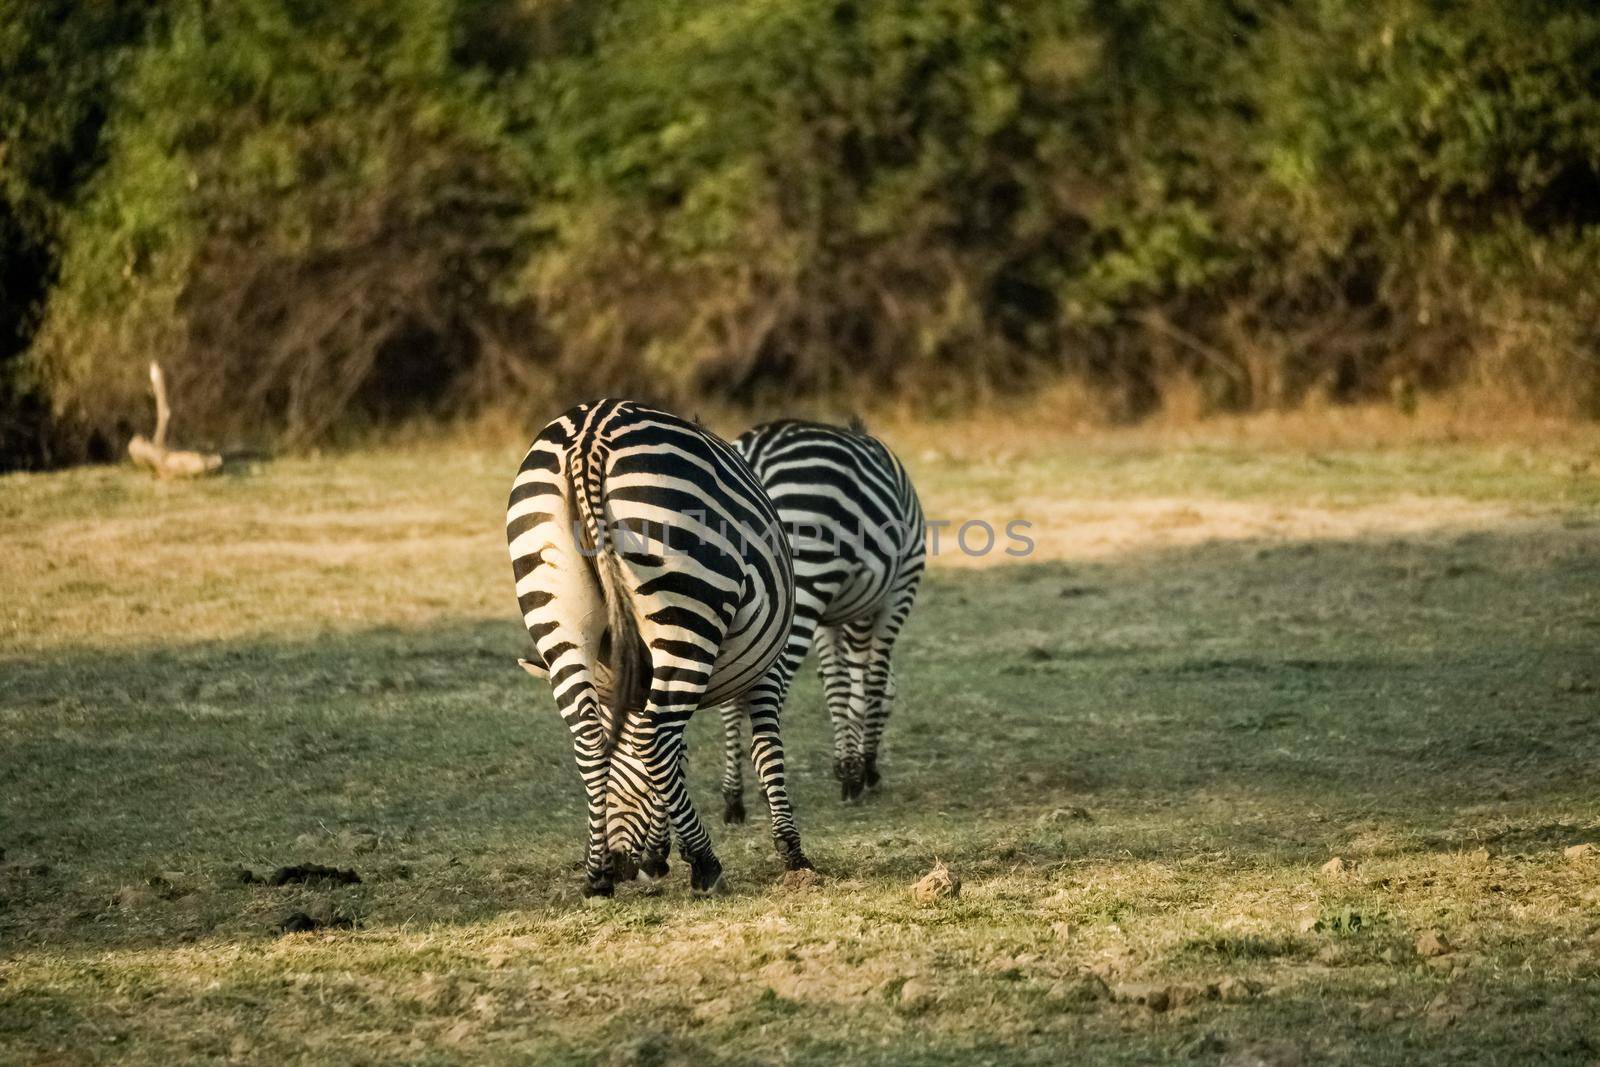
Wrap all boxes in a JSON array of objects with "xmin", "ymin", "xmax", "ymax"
[{"xmin": 718, "ymin": 701, "xmax": 747, "ymax": 824}]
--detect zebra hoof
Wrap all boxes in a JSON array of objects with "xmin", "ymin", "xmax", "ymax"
[
  {"xmin": 722, "ymin": 793, "xmax": 747, "ymax": 825},
  {"xmin": 689, "ymin": 856, "xmax": 724, "ymax": 894},
  {"xmin": 639, "ymin": 852, "xmax": 670, "ymax": 880},
  {"xmin": 783, "ymin": 851, "xmax": 815, "ymax": 872},
  {"xmin": 582, "ymin": 878, "xmax": 615, "ymax": 899},
  {"xmin": 864, "ymin": 759, "xmax": 881, "ymax": 789}
]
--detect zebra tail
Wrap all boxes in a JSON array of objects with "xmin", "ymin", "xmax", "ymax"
[
  {"xmin": 597, "ymin": 549, "xmax": 648, "ymax": 755},
  {"xmin": 567, "ymin": 445, "xmax": 649, "ymax": 757}
]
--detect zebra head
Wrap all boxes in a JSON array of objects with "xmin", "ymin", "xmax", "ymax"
[{"xmin": 601, "ymin": 727, "xmax": 657, "ymax": 862}]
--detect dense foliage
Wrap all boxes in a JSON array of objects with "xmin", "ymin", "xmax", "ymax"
[{"xmin": 3, "ymin": 0, "xmax": 1598, "ymax": 463}]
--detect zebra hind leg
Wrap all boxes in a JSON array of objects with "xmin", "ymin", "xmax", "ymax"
[
  {"xmin": 741, "ymin": 684, "xmax": 814, "ymax": 872},
  {"xmin": 718, "ymin": 701, "xmax": 747, "ymax": 824},
  {"xmin": 862, "ymin": 662, "xmax": 896, "ymax": 792},
  {"xmin": 816, "ymin": 625, "xmax": 866, "ymax": 802},
  {"xmin": 643, "ymin": 705, "xmax": 725, "ymax": 893}
]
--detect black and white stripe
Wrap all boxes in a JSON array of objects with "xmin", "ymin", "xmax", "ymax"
[
  {"xmin": 720, "ymin": 419, "xmax": 925, "ymax": 812},
  {"xmin": 507, "ymin": 400, "xmax": 813, "ymax": 896}
]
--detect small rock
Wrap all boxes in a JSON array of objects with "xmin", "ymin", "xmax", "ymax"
[
  {"xmin": 1564, "ymin": 843, "xmax": 1595, "ymax": 861},
  {"xmin": 1215, "ymin": 976, "xmax": 1261, "ymax": 1002},
  {"xmin": 911, "ymin": 860, "xmax": 960, "ymax": 903},
  {"xmin": 1113, "ymin": 982, "xmax": 1170, "ymax": 1012},
  {"xmin": 1320, "ymin": 856, "xmax": 1347, "ymax": 876},
  {"xmin": 1415, "ymin": 930, "xmax": 1453, "ymax": 958}
]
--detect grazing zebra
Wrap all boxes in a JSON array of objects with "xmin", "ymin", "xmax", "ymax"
[
  {"xmin": 720, "ymin": 419, "xmax": 925, "ymax": 815},
  {"xmin": 507, "ymin": 400, "xmax": 813, "ymax": 897}
]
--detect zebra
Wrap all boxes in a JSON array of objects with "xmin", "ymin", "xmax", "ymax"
[
  {"xmin": 507, "ymin": 399, "xmax": 814, "ymax": 897},
  {"xmin": 719, "ymin": 419, "xmax": 925, "ymax": 817}
]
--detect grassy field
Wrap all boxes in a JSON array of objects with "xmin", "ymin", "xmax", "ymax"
[{"xmin": 3, "ymin": 415, "xmax": 1600, "ymax": 1064}]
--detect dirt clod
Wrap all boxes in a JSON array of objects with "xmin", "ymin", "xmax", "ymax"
[
  {"xmin": 145, "ymin": 873, "xmax": 190, "ymax": 900},
  {"xmin": 115, "ymin": 885, "xmax": 157, "ymax": 910},
  {"xmin": 1166, "ymin": 983, "xmax": 1215, "ymax": 1009},
  {"xmin": 780, "ymin": 867, "xmax": 825, "ymax": 890},
  {"xmin": 277, "ymin": 909, "xmax": 355, "ymax": 934},
  {"xmin": 268, "ymin": 863, "xmax": 361, "ymax": 887},
  {"xmin": 1563, "ymin": 842, "xmax": 1594, "ymax": 860},
  {"xmin": 1113, "ymin": 982, "xmax": 1171, "ymax": 1012},
  {"xmin": 1216, "ymin": 976, "xmax": 1262, "ymax": 1002},
  {"xmin": 911, "ymin": 860, "xmax": 960, "ymax": 903}
]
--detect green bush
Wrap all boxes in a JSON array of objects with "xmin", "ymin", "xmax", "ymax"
[
  {"xmin": 4, "ymin": 0, "xmax": 1599, "ymax": 463},
  {"xmin": 28, "ymin": 0, "xmax": 535, "ymax": 452}
]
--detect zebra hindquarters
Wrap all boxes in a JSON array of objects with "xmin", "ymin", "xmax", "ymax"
[
  {"xmin": 509, "ymin": 470, "xmax": 622, "ymax": 895},
  {"xmin": 600, "ymin": 519, "xmax": 751, "ymax": 893}
]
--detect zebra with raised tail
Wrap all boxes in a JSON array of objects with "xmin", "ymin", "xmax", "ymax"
[
  {"xmin": 720, "ymin": 419, "xmax": 925, "ymax": 814},
  {"xmin": 507, "ymin": 400, "xmax": 813, "ymax": 896}
]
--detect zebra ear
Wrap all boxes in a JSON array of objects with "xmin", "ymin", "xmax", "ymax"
[{"xmin": 517, "ymin": 657, "xmax": 549, "ymax": 679}]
